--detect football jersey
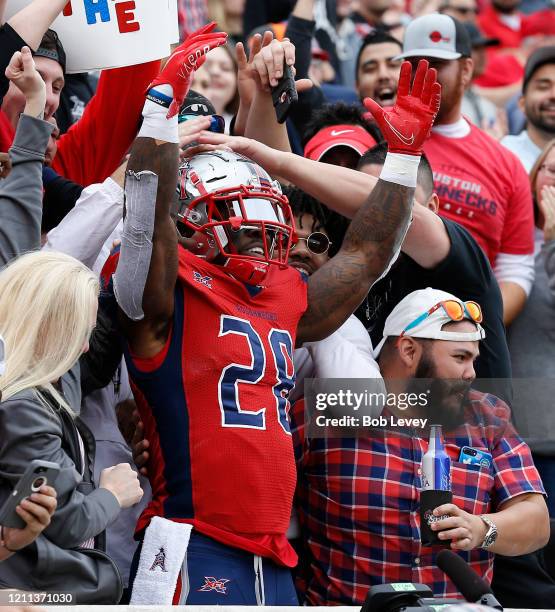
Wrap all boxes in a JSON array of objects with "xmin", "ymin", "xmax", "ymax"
[{"xmin": 120, "ymin": 247, "xmax": 308, "ymax": 567}]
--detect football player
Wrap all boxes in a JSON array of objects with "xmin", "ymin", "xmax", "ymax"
[{"xmin": 108, "ymin": 23, "xmax": 440, "ymax": 605}]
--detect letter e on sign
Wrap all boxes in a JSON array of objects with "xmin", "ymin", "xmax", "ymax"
[{"xmin": 116, "ymin": 1, "xmax": 140, "ymax": 33}]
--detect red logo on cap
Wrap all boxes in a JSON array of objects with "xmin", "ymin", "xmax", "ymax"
[{"xmin": 429, "ymin": 31, "xmax": 450, "ymax": 43}]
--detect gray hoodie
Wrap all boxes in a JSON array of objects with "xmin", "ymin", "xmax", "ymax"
[
  {"xmin": 508, "ymin": 235, "xmax": 555, "ymax": 456},
  {"xmin": 0, "ymin": 114, "xmax": 123, "ymax": 602}
]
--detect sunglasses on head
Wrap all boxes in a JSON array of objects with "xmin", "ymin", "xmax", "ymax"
[
  {"xmin": 290, "ymin": 232, "xmax": 332, "ymax": 255},
  {"xmin": 398, "ymin": 299, "xmax": 483, "ymax": 342}
]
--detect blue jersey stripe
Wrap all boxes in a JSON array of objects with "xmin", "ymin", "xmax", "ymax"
[{"xmin": 124, "ymin": 284, "xmax": 194, "ymax": 519}]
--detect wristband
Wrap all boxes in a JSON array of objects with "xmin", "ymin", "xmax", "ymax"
[
  {"xmin": 380, "ymin": 152, "xmax": 420, "ymax": 188},
  {"xmin": 138, "ymin": 84, "xmax": 178, "ymax": 144},
  {"xmin": 146, "ymin": 88, "xmax": 172, "ymax": 108}
]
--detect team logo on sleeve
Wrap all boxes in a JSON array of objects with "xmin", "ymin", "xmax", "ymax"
[
  {"xmin": 198, "ymin": 577, "xmax": 230, "ymax": 594},
  {"xmin": 193, "ymin": 271, "xmax": 213, "ymax": 289}
]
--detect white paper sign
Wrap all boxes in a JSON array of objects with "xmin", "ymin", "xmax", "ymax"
[{"xmin": 6, "ymin": 0, "xmax": 179, "ymax": 73}]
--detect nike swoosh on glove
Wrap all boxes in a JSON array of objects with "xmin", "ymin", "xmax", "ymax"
[
  {"xmin": 149, "ymin": 22, "xmax": 228, "ymax": 119},
  {"xmin": 364, "ymin": 60, "xmax": 441, "ymax": 156}
]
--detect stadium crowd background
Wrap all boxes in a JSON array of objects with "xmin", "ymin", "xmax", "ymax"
[{"xmin": 1, "ymin": 0, "xmax": 555, "ymax": 607}]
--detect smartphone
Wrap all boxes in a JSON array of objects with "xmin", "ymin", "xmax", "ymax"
[
  {"xmin": 458, "ymin": 446, "xmax": 492, "ymax": 469},
  {"xmin": 0, "ymin": 460, "xmax": 60, "ymax": 529},
  {"xmin": 271, "ymin": 61, "xmax": 298, "ymax": 124}
]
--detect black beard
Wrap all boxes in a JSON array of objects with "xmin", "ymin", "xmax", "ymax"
[
  {"xmin": 528, "ymin": 109, "xmax": 555, "ymax": 135},
  {"xmin": 406, "ymin": 349, "xmax": 471, "ymax": 432}
]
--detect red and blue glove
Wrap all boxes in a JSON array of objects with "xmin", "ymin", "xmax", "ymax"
[
  {"xmin": 148, "ymin": 22, "xmax": 228, "ymax": 119},
  {"xmin": 364, "ymin": 60, "xmax": 441, "ymax": 156}
]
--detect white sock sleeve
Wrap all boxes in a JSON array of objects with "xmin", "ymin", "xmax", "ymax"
[
  {"xmin": 138, "ymin": 84, "xmax": 179, "ymax": 144},
  {"xmin": 380, "ymin": 152, "xmax": 421, "ymax": 188}
]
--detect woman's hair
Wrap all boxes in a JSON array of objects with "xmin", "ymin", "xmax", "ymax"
[
  {"xmin": 530, "ymin": 139, "xmax": 555, "ymax": 195},
  {"xmin": 0, "ymin": 251, "xmax": 99, "ymax": 409},
  {"xmin": 529, "ymin": 139, "xmax": 555, "ymax": 224},
  {"xmin": 219, "ymin": 43, "xmax": 240, "ymax": 115}
]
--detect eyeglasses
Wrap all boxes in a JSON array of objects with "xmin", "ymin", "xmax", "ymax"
[
  {"xmin": 290, "ymin": 232, "xmax": 332, "ymax": 255},
  {"xmin": 398, "ymin": 299, "xmax": 483, "ymax": 342},
  {"xmin": 539, "ymin": 164, "xmax": 555, "ymax": 178},
  {"xmin": 178, "ymin": 113, "xmax": 225, "ymax": 134}
]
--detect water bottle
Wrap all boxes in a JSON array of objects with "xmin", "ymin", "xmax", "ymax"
[{"xmin": 420, "ymin": 424, "xmax": 452, "ymax": 546}]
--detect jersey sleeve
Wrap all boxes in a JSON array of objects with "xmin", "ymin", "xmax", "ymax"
[
  {"xmin": 498, "ymin": 156, "xmax": 534, "ymax": 256},
  {"xmin": 52, "ymin": 60, "xmax": 160, "ymax": 186}
]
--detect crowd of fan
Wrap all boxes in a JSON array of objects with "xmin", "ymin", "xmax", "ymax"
[{"xmin": 0, "ymin": 0, "xmax": 555, "ymax": 607}]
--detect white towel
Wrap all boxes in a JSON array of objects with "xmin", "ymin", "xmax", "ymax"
[{"xmin": 130, "ymin": 517, "xmax": 192, "ymax": 605}]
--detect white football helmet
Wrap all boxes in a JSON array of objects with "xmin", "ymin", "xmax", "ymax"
[{"xmin": 176, "ymin": 150, "xmax": 296, "ymax": 284}]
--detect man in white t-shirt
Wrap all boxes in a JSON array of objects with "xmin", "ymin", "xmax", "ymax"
[{"xmin": 501, "ymin": 46, "xmax": 555, "ymax": 173}]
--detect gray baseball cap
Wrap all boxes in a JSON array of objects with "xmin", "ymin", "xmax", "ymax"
[{"xmin": 395, "ymin": 14, "xmax": 472, "ymax": 61}]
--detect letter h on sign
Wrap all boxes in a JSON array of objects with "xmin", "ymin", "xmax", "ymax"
[
  {"xmin": 65, "ymin": 0, "xmax": 140, "ymax": 34},
  {"xmin": 84, "ymin": 0, "xmax": 111, "ymax": 24}
]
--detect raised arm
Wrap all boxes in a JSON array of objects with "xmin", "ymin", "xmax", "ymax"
[
  {"xmin": 298, "ymin": 62, "xmax": 441, "ymax": 342},
  {"xmin": 0, "ymin": 48, "xmax": 52, "ymax": 265},
  {"xmin": 7, "ymin": 0, "xmax": 67, "ymax": 49},
  {"xmin": 199, "ymin": 61, "xmax": 440, "ymax": 342},
  {"xmin": 114, "ymin": 24, "xmax": 227, "ymax": 358}
]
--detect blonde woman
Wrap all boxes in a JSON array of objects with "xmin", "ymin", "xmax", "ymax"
[{"xmin": 0, "ymin": 251, "xmax": 143, "ymax": 603}]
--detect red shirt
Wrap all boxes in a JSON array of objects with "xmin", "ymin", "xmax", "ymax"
[
  {"xmin": 478, "ymin": 4, "xmax": 555, "ymax": 49},
  {"xmin": 0, "ymin": 110, "xmax": 14, "ymax": 153},
  {"xmin": 52, "ymin": 60, "xmax": 160, "ymax": 186},
  {"xmin": 1, "ymin": 61, "xmax": 159, "ymax": 187},
  {"xmin": 423, "ymin": 122, "xmax": 534, "ymax": 265},
  {"xmin": 105, "ymin": 247, "xmax": 308, "ymax": 567},
  {"xmin": 475, "ymin": 5, "xmax": 555, "ymax": 88}
]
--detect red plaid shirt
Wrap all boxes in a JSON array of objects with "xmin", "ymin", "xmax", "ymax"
[{"xmin": 291, "ymin": 390, "xmax": 545, "ymax": 605}]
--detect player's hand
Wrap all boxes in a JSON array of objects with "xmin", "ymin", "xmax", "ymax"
[
  {"xmin": 198, "ymin": 131, "xmax": 284, "ymax": 175},
  {"xmin": 430, "ymin": 503, "xmax": 488, "ymax": 551},
  {"xmin": 131, "ymin": 411, "xmax": 150, "ymax": 477},
  {"xmin": 540, "ymin": 185, "xmax": 555, "ymax": 242},
  {"xmin": 364, "ymin": 60, "xmax": 441, "ymax": 156},
  {"xmin": 1, "ymin": 486, "xmax": 57, "ymax": 552},
  {"xmin": 149, "ymin": 23, "xmax": 228, "ymax": 119}
]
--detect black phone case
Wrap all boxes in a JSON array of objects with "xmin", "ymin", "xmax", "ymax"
[
  {"xmin": 0, "ymin": 460, "xmax": 60, "ymax": 529},
  {"xmin": 271, "ymin": 62, "xmax": 298, "ymax": 124}
]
